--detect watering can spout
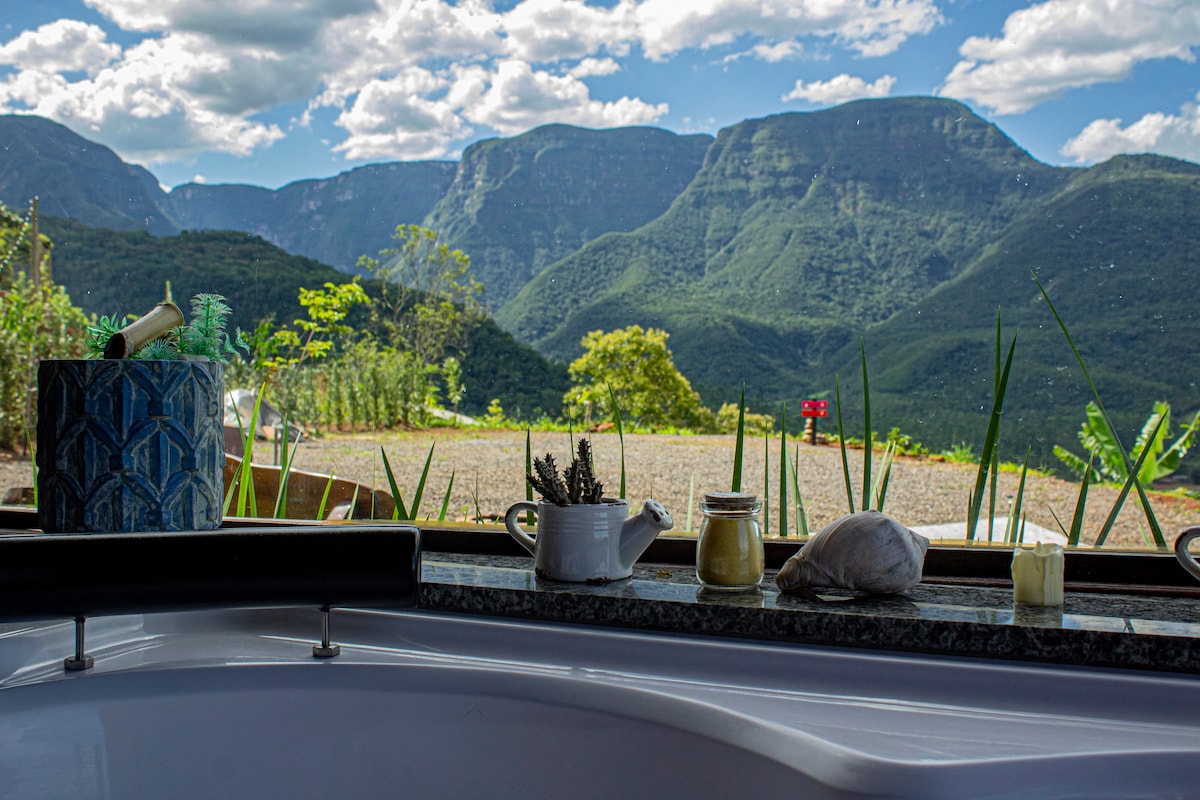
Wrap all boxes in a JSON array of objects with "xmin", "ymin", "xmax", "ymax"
[{"xmin": 618, "ymin": 499, "xmax": 674, "ymax": 569}]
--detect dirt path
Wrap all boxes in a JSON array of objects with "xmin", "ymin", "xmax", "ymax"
[{"xmin": 5, "ymin": 429, "xmax": 1195, "ymax": 548}]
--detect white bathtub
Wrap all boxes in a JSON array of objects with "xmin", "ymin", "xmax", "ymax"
[{"xmin": 1, "ymin": 608, "xmax": 1198, "ymax": 799}]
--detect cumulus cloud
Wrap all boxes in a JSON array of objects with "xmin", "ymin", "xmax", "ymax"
[
  {"xmin": 632, "ymin": 0, "xmax": 940, "ymax": 60},
  {"xmin": 938, "ymin": 0, "xmax": 1200, "ymax": 115},
  {"xmin": 4, "ymin": 0, "xmax": 948, "ymax": 166},
  {"xmin": 783, "ymin": 73, "xmax": 895, "ymax": 104},
  {"xmin": 0, "ymin": 20, "xmax": 120, "ymax": 74},
  {"xmin": 463, "ymin": 59, "xmax": 666, "ymax": 135},
  {"xmin": 1061, "ymin": 94, "xmax": 1200, "ymax": 164}
]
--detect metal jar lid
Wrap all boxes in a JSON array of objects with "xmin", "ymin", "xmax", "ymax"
[{"xmin": 702, "ymin": 491, "xmax": 758, "ymax": 511}]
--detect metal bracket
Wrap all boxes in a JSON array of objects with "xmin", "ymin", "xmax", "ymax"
[
  {"xmin": 64, "ymin": 616, "xmax": 94, "ymax": 671},
  {"xmin": 313, "ymin": 607, "xmax": 340, "ymax": 658}
]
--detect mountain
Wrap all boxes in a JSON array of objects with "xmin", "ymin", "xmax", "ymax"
[
  {"xmin": 424, "ymin": 124, "xmax": 712, "ymax": 306},
  {"xmin": 166, "ymin": 161, "xmax": 457, "ymax": 272},
  {"xmin": 495, "ymin": 98, "xmax": 1070, "ymax": 397},
  {"xmin": 828, "ymin": 153, "xmax": 1200, "ymax": 470},
  {"xmin": 38, "ymin": 218, "xmax": 568, "ymax": 417},
  {"xmin": 0, "ymin": 115, "xmax": 177, "ymax": 234}
]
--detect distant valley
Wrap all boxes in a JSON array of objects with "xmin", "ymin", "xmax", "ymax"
[{"xmin": 1, "ymin": 99, "xmax": 1197, "ymax": 476}]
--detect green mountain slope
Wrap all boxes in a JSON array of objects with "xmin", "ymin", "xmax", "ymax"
[
  {"xmin": 0, "ymin": 115, "xmax": 177, "ymax": 234},
  {"xmin": 496, "ymin": 98, "xmax": 1068, "ymax": 396},
  {"xmin": 39, "ymin": 218, "xmax": 567, "ymax": 417},
  {"xmin": 832, "ymin": 154, "xmax": 1200, "ymax": 472},
  {"xmin": 425, "ymin": 124, "xmax": 711, "ymax": 306},
  {"xmin": 167, "ymin": 161, "xmax": 457, "ymax": 272}
]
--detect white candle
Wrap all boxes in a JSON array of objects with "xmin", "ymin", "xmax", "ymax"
[{"xmin": 1011, "ymin": 542, "xmax": 1065, "ymax": 606}]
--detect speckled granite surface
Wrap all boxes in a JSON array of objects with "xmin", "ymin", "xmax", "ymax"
[{"xmin": 421, "ymin": 553, "xmax": 1200, "ymax": 674}]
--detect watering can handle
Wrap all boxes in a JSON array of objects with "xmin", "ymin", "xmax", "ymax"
[
  {"xmin": 504, "ymin": 502, "xmax": 538, "ymax": 556},
  {"xmin": 1174, "ymin": 527, "xmax": 1200, "ymax": 583}
]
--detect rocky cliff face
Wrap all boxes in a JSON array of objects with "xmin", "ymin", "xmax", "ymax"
[{"xmin": 426, "ymin": 124, "xmax": 712, "ymax": 306}]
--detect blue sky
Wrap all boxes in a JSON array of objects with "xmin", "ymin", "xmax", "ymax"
[{"xmin": 2, "ymin": 0, "xmax": 1198, "ymax": 190}]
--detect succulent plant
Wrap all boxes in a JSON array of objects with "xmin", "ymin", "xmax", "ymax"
[{"xmin": 527, "ymin": 438, "xmax": 605, "ymax": 505}]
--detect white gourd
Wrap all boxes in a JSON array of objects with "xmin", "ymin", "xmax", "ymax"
[{"xmin": 776, "ymin": 510, "xmax": 928, "ymax": 594}]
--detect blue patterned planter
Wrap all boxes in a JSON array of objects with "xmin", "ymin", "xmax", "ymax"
[{"xmin": 36, "ymin": 359, "xmax": 225, "ymax": 533}]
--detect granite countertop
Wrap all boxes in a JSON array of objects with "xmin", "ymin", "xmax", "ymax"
[{"xmin": 420, "ymin": 552, "xmax": 1200, "ymax": 674}]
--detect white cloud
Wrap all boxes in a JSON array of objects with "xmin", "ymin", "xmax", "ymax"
[
  {"xmin": 501, "ymin": 0, "xmax": 630, "ymax": 62},
  {"xmin": 0, "ymin": 20, "xmax": 120, "ymax": 74},
  {"xmin": 632, "ymin": 0, "xmax": 940, "ymax": 60},
  {"xmin": 724, "ymin": 40, "xmax": 805, "ymax": 65},
  {"xmin": 1061, "ymin": 93, "xmax": 1200, "ymax": 164},
  {"xmin": 464, "ymin": 59, "xmax": 665, "ymax": 135},
  {"xmin": 783, "ymin": 73, "xmax": 895, "ymax": 104},
  {"xmin": 568, "ymin": 57, "xmax": 621, "ymax": 78},
  {"xmin": 938, "ymin": 0, "xmax": 1200, "ymax": 115}
]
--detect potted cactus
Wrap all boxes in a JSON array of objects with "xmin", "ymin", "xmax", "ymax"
[{"xmin": 36, "ymin": 294, "xmax": 246, "ymax": 533}]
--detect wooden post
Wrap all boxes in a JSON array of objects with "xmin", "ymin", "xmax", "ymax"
[{"xmin": 805, "ymin": 418, "xmax": 817, "ymax": 445}]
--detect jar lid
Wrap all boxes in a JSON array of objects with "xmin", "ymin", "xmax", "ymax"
[{"xmin": 702, "ymin": 491, "xmax": 758, "ymax": 510}]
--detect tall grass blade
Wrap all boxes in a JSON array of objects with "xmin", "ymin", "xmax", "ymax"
[
  {"xmin": 380, "ymin": 446, "xmax": 410, "ymax": 520},
  {"xmin": 731, "ymin": 383, "xmax": 746, "ymax": 492},
  {"xmin": 762, "ymin": 432, "xmax": 770, "ymax": 538},
  {"xmin": 860, "ymin": 340, "xmax": 872, "ymax": 513},
  {"xmin": 606, "ymin": 382, "xmax": 627, "ymax": 499},
  {"xmin": 1066, "ymin": 455, "xmax": 1093, "ymax": 548},
  {"xmin": 835, "ymin": 374, "xmax": 855, "ymax": 514},
  {"xmin": 873, "ymin": 442, "xmax": 895, "ymax": 512},
  {"xmin": 438, "ymin": 470, "xmax": 455, "ymax": 522},
  {"xmin": 686, "ymin": 471, "xmax": 695, "ymax": 533},
  {"xmin": 1034, "ymin": 274, "xmax": 1165, "ymax": 548},
  {"xmin": 316, "ymin": 474, "xmax": 335, "ymax": 521},
  {"xmin": 524, "ymin": 427, "xmax": 535, "ymax": 525},
  {"xmin": 1006, "ymin": 449, "xmax": 1031, "ymax": 545},
  {"xmin": 272, "ymin": 416, "xmax": 302, "ymax": 519},
  {"xmin": 790, "ymin": 442, "xmax": 809, "ymax": 537},
  {"xmin": 966, "ymin": 326, "xmax": 1017, "ymax": 542},
  {"xmin": 778, "ymin": 402, "xmax": 788, "ymax": 538},
  {"xmin": 408, "ymin": 442, "xmax": 436, "ymax": 519},
  {"xmin": 228, "ymin": 383, "xmax": 267, "ymax": 518},
  {"xmin": 1095, "ymin": 413, "xmax": 1166, "ymax": 547}
]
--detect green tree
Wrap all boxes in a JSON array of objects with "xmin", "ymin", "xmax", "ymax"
[
  {"xmin": 0, "ymin": 201, "xmax": 89, "ymax": 449},
  {"xmin": 358, "ymin": 225, "xmax": 484, "ymax": 367},
  {"xmin": 1054, "ymin": 400, "xmax": 1200, "ymax": 485},
  {"xmin": 565, "ymin": 325, "xmax": 709, "ymax": 430}
]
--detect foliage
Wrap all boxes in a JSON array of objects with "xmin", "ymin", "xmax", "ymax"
[
  {"xmin": 527, "ymin": 439, "xmax": 605, "ymax": 506},
  {"xmin": 359, "ymin": 224, "xmax": 483, "ymax": 365},
  {"xmin": 0, "ymin": 271, "xmax": 89, "ymax": 449},
  {"xmin": 715, "ymin": 402, "xmax": 775, "ymax": 436},
  {"xmin": 1054, "ymin": 401, "xmax": 1199, "ymax": 486},
  {"xmin": 565, "ymin": 325, "xmax": 709, "ymax": 431},
  {"xmin": 85, "ymin": 293, "xmax": 248, "ymax": 363}
]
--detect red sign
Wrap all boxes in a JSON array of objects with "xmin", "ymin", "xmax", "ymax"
[{"xmin": 800, "ymin": 399, "xmax": 828, "ymax": 418}]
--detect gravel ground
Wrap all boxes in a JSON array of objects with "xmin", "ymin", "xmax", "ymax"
[{"xmin": 5, "ymin": 429, "xmax": 1196, "ymax": 548}]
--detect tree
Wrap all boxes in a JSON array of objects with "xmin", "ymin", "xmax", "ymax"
[
  {"xmin": 565, "ymin": 325, "xmax": 709, "ymax": 430},
  {"xmin": 358, "ymin": 224, "xmax": 484, "ymax": 367}
]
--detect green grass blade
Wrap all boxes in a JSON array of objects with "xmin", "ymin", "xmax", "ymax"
[
  {"xmin": 380, "ymin": 445, "xmax": 410, "ymax": 520},
  {"xmin": 778, "ymin": 402, "xmax": 788, "ymax": 538},
  {"xmin": 790, "ymin": 441, "xmax": 809, "ymax": 537},
  {"xmin": 272, "ymin": 419, "xmax": 302, "ymax": 519},
  {"xmin": 762, "ymin": 432, "xmax": 770, "ymax": 538},
  {"xmin": 438, "ymin": 470, "xmax": 455, "ymax": 522},
  {"xmin": 835, "ymin": 374, "xmax": 855, "ymax": 514},
  {"xmin": 607, "ymin": 382, "xmax": 626, "ymax": 499},
  {"xmin": 966, "ymin": 329, "xmax": 1017, "ymax": 541},
  {"xmin": 1007, "ymin": 449, "xmax": 1031, "ymax": 545},
  {"xmin": 315, "ymin": 474, "xmax": 335, "ymax": 521},
  {"xmin": 1034, "ymin": 274, "xmax": 1165, "ymax": 546},
  {"xmin": 873, "ymin": 442, "xmax": 895, "ymax": 512},
  {"xmin": 860, "ymin": 340, "xmax": 872, "ymax": 513},
  {"xmin": 1095, "ymin": 413, "xmax": 1166, "ymax": 547},
  {"xmin": 408, "ymin": 442, "xmax": 435, "ymax": 519},
  {"xmin": 731, "ymin": 383, "xmax": 746, "ymax": 492},
  {"xmin": 347, "ymin": 484, "xmax": 359, "ymax": 521},
  {"xmin": 686, "ymin": 471, "xmax": 695, "ymax": 533},
  {"xmin": 1066, "ymin": 456, "xmax": 1092, "ymax": 547}
]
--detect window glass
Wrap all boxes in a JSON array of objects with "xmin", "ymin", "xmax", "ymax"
[{"xmin": 0, "ymin": 1, "xmax": 1196, "ymax": 555}]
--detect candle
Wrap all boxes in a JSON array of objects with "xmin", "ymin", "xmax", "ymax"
[{"xmin": 1011, "ymin": 542, "xmax": 1065, "ymax": 606}]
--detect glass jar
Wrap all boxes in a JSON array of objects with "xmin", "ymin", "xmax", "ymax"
[{"xmin": 696, "ymin": 492, "xmax": 763, "ymax": 590}]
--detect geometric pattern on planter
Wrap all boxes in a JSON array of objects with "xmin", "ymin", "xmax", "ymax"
[{"xmin": 36, "ymin": 359, "xmax": 226, "ymax": 533}]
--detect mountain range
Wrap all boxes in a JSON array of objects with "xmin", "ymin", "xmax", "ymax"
[{"xmin": 1, "ymin": 100, "xmax": 1196, "ymax": 476}]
